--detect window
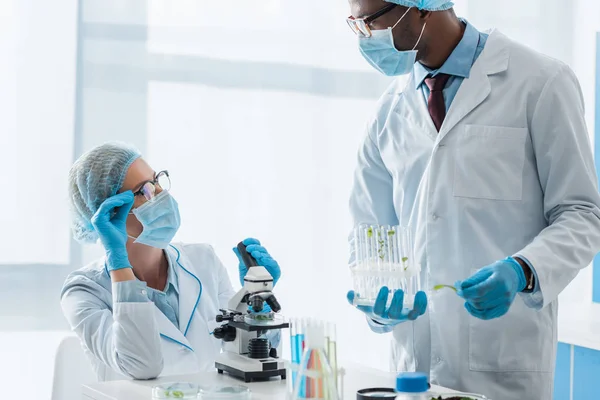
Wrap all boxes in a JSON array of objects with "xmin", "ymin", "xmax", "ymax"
[{"xmin": 0, "ymin": 0, "xmax": 77, "ymax": 334}]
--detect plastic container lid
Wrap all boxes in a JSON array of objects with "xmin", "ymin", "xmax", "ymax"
[
  {"xmin": 198, "ymin": 385, "xmax": 251, "ymax": 399},
  {"xmin": 395, "ymin": 372, "xmax": 428, "ymax": 393},
  {"xmin": 152, "ymin": 382, "xmax": 199, "ymax": 399}
]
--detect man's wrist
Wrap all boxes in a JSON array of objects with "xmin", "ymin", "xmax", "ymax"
[{"xmin": 513, "ymin": 257, "xmax": 534, "ymax": 292}]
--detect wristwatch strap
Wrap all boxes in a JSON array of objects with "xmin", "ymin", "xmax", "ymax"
[
  {"xmin": 514, "ymin": 257, "xmax": 535, "ymax": 293},
  {"xmin": 523, "ymin": 265, "xmax": 535, "ymax": 293}
]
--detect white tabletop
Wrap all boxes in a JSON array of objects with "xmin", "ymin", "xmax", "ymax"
[{"xmin": 82, "ymin": 362, "xmax": 458, "ymax": 399}]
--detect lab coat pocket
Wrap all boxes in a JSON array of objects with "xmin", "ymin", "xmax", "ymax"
[
  {"xmin": 454, "ymin": 125, "xmax": 527, "ymax": 201},
  {"xmin": 468, "ymin": 297, "xmax": 553, "ymax": 372}
]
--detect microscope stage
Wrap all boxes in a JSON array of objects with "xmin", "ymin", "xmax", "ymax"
[{"xmin": 229, "ymin": 316, "xmax": 289, "ymax": 332}]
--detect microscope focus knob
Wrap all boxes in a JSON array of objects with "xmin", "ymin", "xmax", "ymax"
[
  {"xmin": 213, "ymin": 325, "xmax": 236, "ymax": 342},
  {"xmin": 216, "ymin": 313, "xmax": 234, "ymax": 323}
]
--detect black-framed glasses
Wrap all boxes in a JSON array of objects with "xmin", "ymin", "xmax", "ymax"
[
  {"xmin": 133, "ymin": 170, "xmax": 171, "ymax": 202},
  {"xmin": 346, "ymin": 3, "xmax": 398, "ymax": 38}
]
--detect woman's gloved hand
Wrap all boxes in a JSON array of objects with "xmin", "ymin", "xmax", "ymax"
[
  {"xmin": 91, "ymin": 191, "xmax": 134, "ymax": 271},
  {"xmin": 233, "ymin": 238, "xmax": 281, "ymax": 286},
  {"xmin": 347, "ymin": 287, "xmax": 428, "ymax": 326}
]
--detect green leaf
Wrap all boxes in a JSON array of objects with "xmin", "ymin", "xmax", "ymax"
[
  {"xmin": 433, "ymin": 284, "xmax": 457, "ymax": 292},
  {"xmin": 388, "ymin": 230, "xmax": 395, "ymax": 236},
  {"xmin": 367, "ymin": 227, "xmax": 373, "ymax": 238},
  {"xmin": 401, "ymin": 257, "xmax": 408, "ymax": 262},
  {"xmin": 172, "ymin": 391, "xmax": 184, "ymax": 398}
]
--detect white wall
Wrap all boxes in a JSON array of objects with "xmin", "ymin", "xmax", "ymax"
[
  {"xmin": 0, "ymin": 0, "xmax": 77, "ymax": 264},
  {"xmin": 0, "ymin": 0, "xmax": 78, "ymax": 333}
]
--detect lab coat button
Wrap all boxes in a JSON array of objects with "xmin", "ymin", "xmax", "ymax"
[
  {"xmin": 141, "ymin": 289, "xmax": 147, "ymax": 295},
  {"xmin": 432, "ymin": 213, "xmax": 439, "ymax": 220}
]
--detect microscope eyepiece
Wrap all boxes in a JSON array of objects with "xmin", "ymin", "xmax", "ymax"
[{"xmin": 265, "ymin": 294, "xmax": 281, "ymax": 313}]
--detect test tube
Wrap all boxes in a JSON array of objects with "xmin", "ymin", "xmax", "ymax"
[
  {"xmin": 290, "ymin": 318, "xmax": 298, "ymax": 392},
  {"xmin": 299, "ymin": 319, "xmax": 307, "ymax": 398},
  {"xmin": 325, "ymin": 322, "xmax": 338, "ymax": 392},
  {"xmin": 290, "ymin": 319, "xmax": 340, "ymax": 400}
]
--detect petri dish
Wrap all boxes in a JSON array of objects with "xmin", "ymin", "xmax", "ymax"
[
  {"xmin": 152, "ymin": 382, "xmax": 199, "ymax": 399},
  {"xmin": 430, "ymin": 393, "xmax": 489, "ymax": 400},
  {"xmin": 198, "ymin": 385, "xmax": 251, "ymax": 400},
  {"xmin": 356, "ymin": 387, "xmax": 397, "ymax": 399}
]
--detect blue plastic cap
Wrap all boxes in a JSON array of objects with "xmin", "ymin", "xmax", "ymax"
[{"xmin": 396, "ymin": 372, "xmax": 428, "ymax": 393}]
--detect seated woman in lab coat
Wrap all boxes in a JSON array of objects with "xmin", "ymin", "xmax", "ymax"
[{"xmin": 61, "ymin": 141, "xmax": 281, "ymax": 381}]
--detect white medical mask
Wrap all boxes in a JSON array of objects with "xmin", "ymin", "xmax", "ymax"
[
  {"xmin": 129, "ymin": 190, "xmax": 181, "ymax": 249},
  {"xmin": 358, "ymin": 7, "xmax": 427, "ymax": 77}
]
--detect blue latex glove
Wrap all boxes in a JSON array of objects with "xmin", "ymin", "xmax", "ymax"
[
  {"xmin": 91, "ymin": 191, "xmax": 134, "ymax": 271},
  {"xmin": 346, "ymin": 287, "xmax": 427, "ymax": 326},
  {"xmin": 455, "ymin": 257, "xmax": 527, "ymax": 320},
  {"xmin": 233, "ymin": 238, "xmax": 281, "ymax": 286}
]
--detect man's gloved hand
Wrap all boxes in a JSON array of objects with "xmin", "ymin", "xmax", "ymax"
[
  {"xmin": 91, "ymin": 191, "xmax": 134, "ymax": 271},
  {"xmin": 456, "ymin": 257, "xmax": 527, "ymax": 320},
  {"xmin": 233, "ymin": 238, "xmax": 281, "ymax": 286},
  {"xmin": 347, "ymin": 287, "xmax": 427, "ymax": 326}
]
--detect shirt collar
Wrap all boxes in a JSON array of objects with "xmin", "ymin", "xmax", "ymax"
[
  {"xmin": 413, "ymin": 19, "xmax": 480, "ymax": 89},
  {"xmin": 164, "ymin": 250, "xmax": 179, "ymax": 294}
]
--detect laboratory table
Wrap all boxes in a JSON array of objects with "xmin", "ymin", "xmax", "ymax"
[{"xmin": 82, "ymin": 362, "xmax": 459, "ymax": 399}]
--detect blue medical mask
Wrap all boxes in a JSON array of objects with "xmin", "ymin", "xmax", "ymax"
[
  {"xmin": 130, "ymin": 190, "xmax": 181, "ymax": 249},
  {"xmin": 358, "ymin": 8, "xmax": 426, "ymax": 77}
]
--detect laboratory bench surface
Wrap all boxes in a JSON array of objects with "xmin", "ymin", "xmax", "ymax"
[{"xmin": 82, "ymin": 362, "xmax": 459, "ymax": 400}]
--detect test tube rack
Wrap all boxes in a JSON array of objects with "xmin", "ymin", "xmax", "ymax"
[{"xmin": 350, "ymin": 224, "xmax": 421, "ymax": 308}]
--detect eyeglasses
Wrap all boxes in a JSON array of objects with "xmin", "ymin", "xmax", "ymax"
[
  {"xmin": 133, "ymin": 170, "xmax": 171, "ymax": 202},
  {"xmin": 346, "ymin": 3, "xmax": 397, "ymax": 38}
]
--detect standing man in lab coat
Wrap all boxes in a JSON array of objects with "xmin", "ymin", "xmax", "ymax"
[{"xmin": 345, "ymin": 0, "xmax": 600, "ymax": 399}]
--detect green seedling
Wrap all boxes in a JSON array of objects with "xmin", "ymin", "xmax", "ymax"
[
  {"xmin": 401, "ymin": 256, "xmax": 409, "ymax": 271},
  {"xmin": 433, "ymin": 284, "xmax": 457, "ymax": 292},
  {"xmin": 431, "ymin": 397, "xmax": 476, "ymax": 400},
  {"xmin": 161, "ymin": 390, "xmax": 185, "ymax": 398}
]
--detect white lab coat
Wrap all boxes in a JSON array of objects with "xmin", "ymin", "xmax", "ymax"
[
  {"xmin": 61, "ymin": 243, "xmax": 235, "ymax": 381},
  {"xmin": 350, "ymin": 30, "xmax": 600, "ymax": 400}
]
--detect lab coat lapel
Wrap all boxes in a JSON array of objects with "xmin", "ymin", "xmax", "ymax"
[
  {"xmin": 438, "ymin": 29, "xmax": 509, "ymax": 142},
  {"xmin": 396, "ymin": 74, "xmax": 438, "ymax": 140},
  {"xmin": 154, "ymin": 306, "xmax": 193, "ymax": 349},
  {"xmin": 168, "ymin": 245, "xmax": 202, "ymax": 338}
]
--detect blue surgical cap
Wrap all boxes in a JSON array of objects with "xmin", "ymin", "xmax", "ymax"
[
  {"xmin": 68, "ymin": 142, "xmax": 141, "ymax": 243},
  {"xmin": 385, "ymin": 0, "xmax": 454, "ymax": 11}
]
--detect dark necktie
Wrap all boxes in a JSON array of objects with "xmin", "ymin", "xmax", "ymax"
[{"xmin": 424, "ymin": 73, "xmax": 451, "ymax": 132}]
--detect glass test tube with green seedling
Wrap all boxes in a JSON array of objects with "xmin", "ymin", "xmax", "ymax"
[{"xmin": 350, "ymin": 224, "xmax": 420, "ymax": 308}]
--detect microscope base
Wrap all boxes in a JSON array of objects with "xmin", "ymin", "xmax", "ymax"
[{"xmin": 215, "ymin": 353, "xmax": 286, "ymax": 383}]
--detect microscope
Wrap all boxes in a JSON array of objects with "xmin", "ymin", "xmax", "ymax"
[{"xmin": 214, "ymin": 242, "xmax": 289, "ymax": 382}]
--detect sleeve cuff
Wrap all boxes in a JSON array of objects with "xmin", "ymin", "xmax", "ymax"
[
  {"xmin": 266, "ymin": 330, "xmax": 281, "ymax": 349},
  {"xmin": 514, "ymin": 254, "xmax": 544, "ymax": 310},
  {"xmin": 366, "ymin": 316, "xmax": 396, "ymax": 334},
  {"xmin": 113, "ymin": 280, "xmax": 151, "ymax": 303}
]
